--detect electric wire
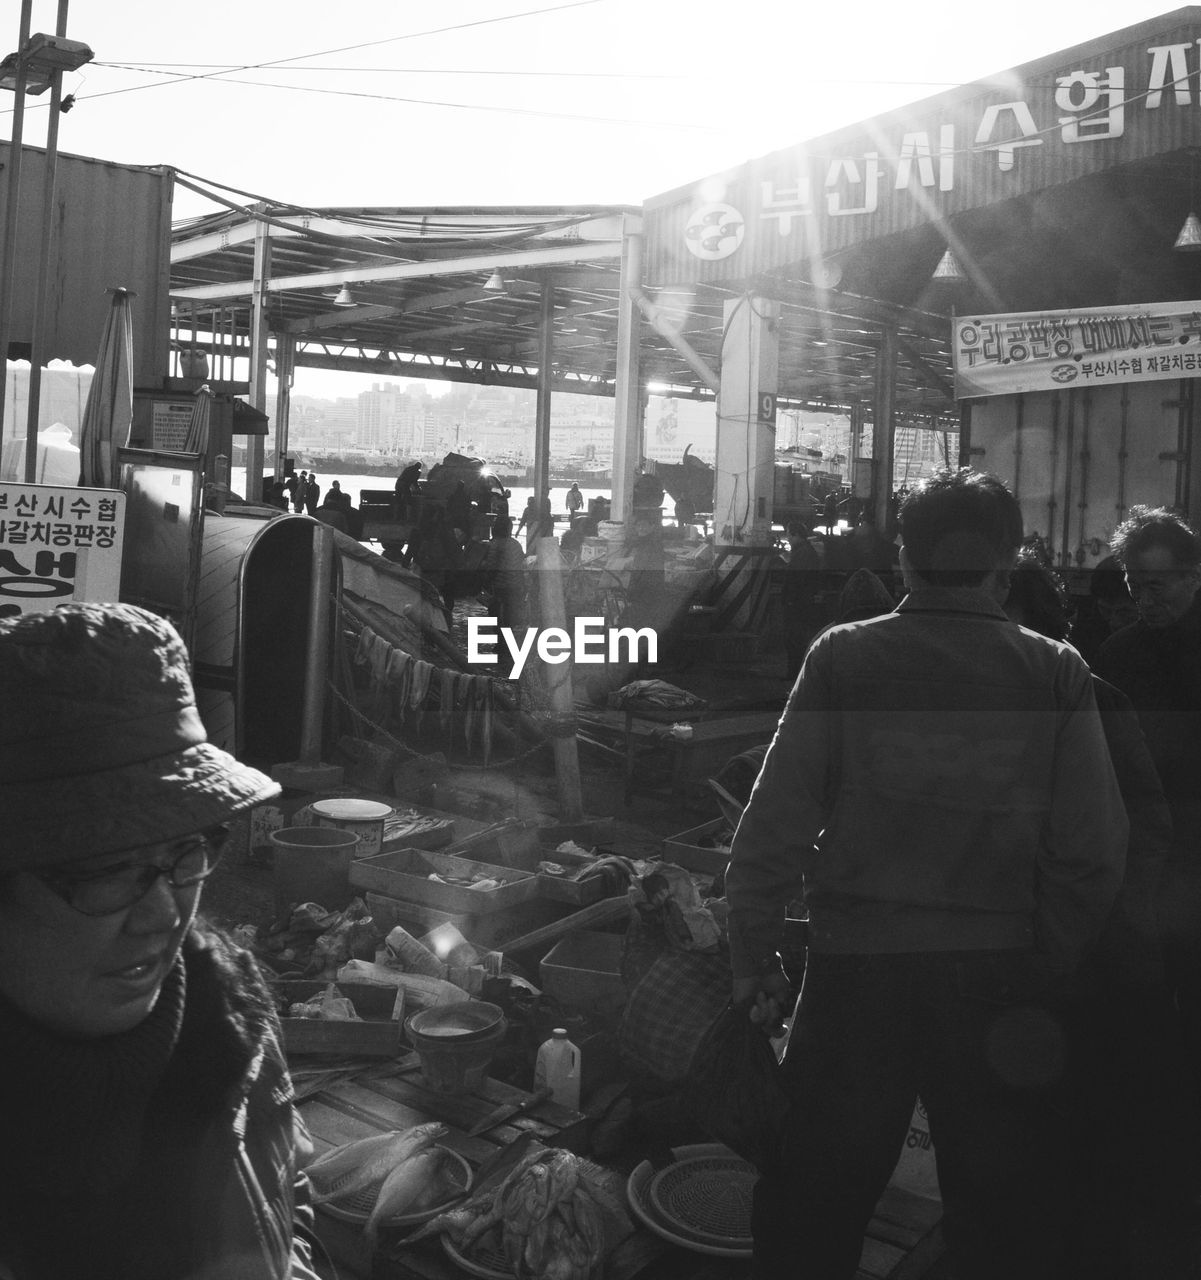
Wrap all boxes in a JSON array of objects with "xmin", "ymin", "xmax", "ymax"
[{"xmin": 3, "ymin": 0, "xmax": 609, "ymax": 110}]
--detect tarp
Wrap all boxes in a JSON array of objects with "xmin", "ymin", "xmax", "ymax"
[{"xmin": 77, "ymin": 288, "xmax": 134, "ymax": 488}]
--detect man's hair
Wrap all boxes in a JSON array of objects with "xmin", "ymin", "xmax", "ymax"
[
  {"xmin": 493, "ymin": 515, "xmax": 513, "ymax": 538},
  {"xmin": 1088, "ymin": 554, "xmax": 1132, "ymax": 602},
  {"xmin": 899, "ymin": 468, "xmax": 1023, "ymax": 587},
  {"xmin": 1109, "ymin": 506, "xmax": 1201, "ymax": 569}
]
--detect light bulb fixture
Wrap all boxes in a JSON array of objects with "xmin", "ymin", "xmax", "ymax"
[
  {"xmin": 0, "ymin": 33, "xmax": 94, "ymax": 95},
  {"xmin": 1175, "ymin": 213, "xmax": 1201, "ymax": 252},
  {"xmin": 482, "ymin": 270, "xmax": 506, "ymax": 293},
  {"xmin": 332, "ymin": 284, "xmax": 357, "ymax": 307},
  {"xmin": 931, "ymin": 248, "xmax": 967, "ymax": 283}
]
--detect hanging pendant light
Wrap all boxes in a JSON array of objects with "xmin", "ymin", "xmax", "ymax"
[
  {"xmin": 482, "ymin": 269, "xmax": 506, "ymax": 293},
  {"xmin": 931, "ymin": 248, "xmax": 966, "ymax": 282},
  {"xmin": 1175, "ymin": 213, "xmax": 1201, "ymax": 252},
  {"xmin": 1176, "ymin": 150, "xmax": 1201, "ymax": 251},
  {"xmin": 332, "ymin": 284, "xmax": 357, "ymax": 306}
]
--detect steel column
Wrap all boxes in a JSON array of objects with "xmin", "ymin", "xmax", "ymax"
[{"xmin": 612, "ymin": 217, "xmax": 643, "ymax": 525}]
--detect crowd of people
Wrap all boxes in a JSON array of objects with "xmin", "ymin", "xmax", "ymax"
[
  {"xmin": 730, "ymin": 471, "xmax": 1201, "ymax": 1279},
  {"xmin": 6, "ymin": 464, "xmax": 1201, "ymax": 1279}
]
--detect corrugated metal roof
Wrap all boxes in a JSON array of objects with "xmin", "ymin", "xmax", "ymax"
[
  {"xmin": 0, "ymin": 144, "xmax": 172, "ymax": 384},
  {"xmin": 168, "ymin": 201, "xmax": 957, "ymax": 425}
]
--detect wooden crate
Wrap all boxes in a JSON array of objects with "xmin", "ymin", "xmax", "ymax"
[
  {"xmin": 273, "ymin": 979, "xmax": 402, "ymax": 1057},
  {"xmin": 662, "ymin": 817, "xmax": 735, "ymax": 876},
  {"xmin": 536, "ymin": 868, "xmax": 618, "ymax": 906},
  {"xmin": 350, "ymin": 848, "xmax": 538, "ymax": 915}
]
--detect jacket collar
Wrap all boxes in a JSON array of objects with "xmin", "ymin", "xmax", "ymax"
[{"xmin": 896, "ymin": 583, "xmax": 1009, "ymax": 620}]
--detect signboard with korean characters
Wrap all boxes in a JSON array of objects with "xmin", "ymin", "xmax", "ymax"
[
  {"xmin": 0, "ymin": 483, "xmax": 125, "ymax": 619},
  {"xmin": 953, "ymin": 300, "xmax": 1201, "ymax": 398},
  {"xmin": 644, "ymin": 11, "xmax": 1201, "ymax": 283}
]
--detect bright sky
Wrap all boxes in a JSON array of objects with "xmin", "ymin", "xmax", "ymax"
[{"xmin": 9, "ymin": 0, "xmax": 1186, "ymax": 399}]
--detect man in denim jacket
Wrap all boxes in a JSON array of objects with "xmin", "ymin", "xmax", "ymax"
[{"xmin": 726, "ymin": 469, "xmax": 1127, "ymax": 1280}]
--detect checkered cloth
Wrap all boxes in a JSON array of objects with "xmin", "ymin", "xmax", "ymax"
[{"xmin": 618, "ymin": 948, "xmax": 730, "ymax": 1084}]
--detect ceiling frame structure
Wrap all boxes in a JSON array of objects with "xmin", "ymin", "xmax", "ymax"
[{"xmin": 168, "ymin": 200, "xmax": 961, "ymax": 495}]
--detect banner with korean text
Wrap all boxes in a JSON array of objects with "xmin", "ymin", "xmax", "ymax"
[
  {"xmin": 0, "ymin": 483, "xmax": 126, "ymax": 619},
  {"xmin": 954, "ymin": 301, "xmax": 1201, "ymax": 399}
]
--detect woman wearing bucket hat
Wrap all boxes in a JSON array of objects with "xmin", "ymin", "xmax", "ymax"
[{"xmin": 0, "ymin": 602, "xmax": 322, "ymax": 1280}]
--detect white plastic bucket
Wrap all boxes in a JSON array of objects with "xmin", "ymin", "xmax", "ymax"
[{"xmin": 306, "ymin": 798, "xmax": 393, "ymax": 859}]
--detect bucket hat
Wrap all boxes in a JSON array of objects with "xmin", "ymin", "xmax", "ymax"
[{"xmin": 0, "ymin": 602, "xmax": 280, "ymax": 869}]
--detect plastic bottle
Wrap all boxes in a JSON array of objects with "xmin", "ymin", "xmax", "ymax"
[{"xmin": 534, "ymin": 1027, "xmax": 581, "ymax": 1110}]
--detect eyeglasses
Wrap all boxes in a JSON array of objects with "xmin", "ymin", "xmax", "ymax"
[{"xmin": 33, "ymin": 829, "xmax": 227, "ymax": 917}]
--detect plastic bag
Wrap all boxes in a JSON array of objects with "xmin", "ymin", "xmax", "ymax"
[{"xmin": 685, "ymin": 1002, "xmax": 788, "ymax": 1173}]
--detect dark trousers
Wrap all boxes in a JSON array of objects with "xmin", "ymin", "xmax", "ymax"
[{"xmin": 754, "ymin": 950, "xmax": 1075, "ymax": 1280}]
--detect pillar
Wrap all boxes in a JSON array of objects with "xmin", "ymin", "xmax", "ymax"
[
  {"xmin": 611, "ymin": 217, "xmax": 643, "ymax": 525},
  {"xmin": 871, "ymin": 325, "xmax": 897, "ymax": 532},
  {"xmin": 711, "ymin": 294, "xmax": 779, "ymax": 631},
  {"xmin": 246, "ymin": 218, "xmax": 271, "ymax": 500}
]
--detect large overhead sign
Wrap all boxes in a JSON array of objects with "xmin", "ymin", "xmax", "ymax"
[
  {"xmin": 953, "ymin": 299, "xmax": 1201, "ymax": 398},
  {"xmin": 644, "ymin": 11, "xmax": 1201, "ymax": 284}
]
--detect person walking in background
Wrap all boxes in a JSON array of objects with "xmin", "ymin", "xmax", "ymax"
[
  {"xmin": 516, "ymin": 496, "xmax": 539, "ymax": 552},
  {"xmin": 822, "ymin": 489, "xmax": 839, "ymax": 535},
  {"xmin": 313, "ymin": 491, "xmax": 348, "ymax": 534},
  {"xmin": 292, "ymin": 470, "xmax": 308, "ymax": 513},
  {"xmin": 415, "ymin": 505, "xmax": 463, "ymax": 622},
  {"xmin": 726, "ymin": 469, "xmax": 1126, "ymax": 1280},
  {"xmin": 779, "ymin": 520, "xmax": 824, "ymax": 683},
  {"xmin": 303, "ymin": 474, "xmax": 320, "ymax": 516},
  {"xmin": 394, "ymin": 460, "xmax": 422, "ymax": 523},
  {"xmin": 483, "ymin": 515, "xmax": 528, "ymax": 654},
  {"xmin": 674, "ymin": 493, "xmax": 697, "ymax": 532},
  {"xmin": 566, "ymin": 482, "xmax": 584, "ymax": 519},
  {"xmin": 0, "ymin": 602, "xmax": 320, "ymax": 1280},
  {"xmin": 1094, "ymin": 506, "xmax": 1201, "ymax": 1106}
]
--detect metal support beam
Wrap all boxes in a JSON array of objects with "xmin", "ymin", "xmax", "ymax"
[
  {"xmin": 630, "ymin": 286, "xmax": 719, "ymax": 394},
  {"xmin": 0, "ymin": 0, "xmax": 33, "ymax": 454},
  {"xmin": 612, "ymin": 218, "xmax": 642, "ymax": 524},
  {"xmin": 273, "ymin": 331, "xmax": 295, "ymax": 481},
  {"xmin": 246, "ymin": 219, "xmax": 271, "ymax": 500},
  {"xmin": 22, "ymin": 0, "xmax": 68, "ymax": 480},
  {"xmin": 871, "ymin": 325, "xmax": 898, "ymax": 532},
  {"xmin": 171, "ymin": 242, "xmax": 621, "ymax": 302},
  {"xmin": 534, "ymin": 277, "xmax": 554, "ymax": 511}
]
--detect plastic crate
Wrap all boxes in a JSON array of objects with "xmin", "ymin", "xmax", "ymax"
[
  {"xmin": 539, "ymin": 930, "xmax": 626, "ymax": 1010},
  {"xmin": 349, "ymin": 848, "xmax": 537, "ymax": 914}
]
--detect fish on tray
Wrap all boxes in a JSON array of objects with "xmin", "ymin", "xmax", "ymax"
[{"xmin": 306, "ymin": 1122, "xmax": 447, "ymax": 1205}]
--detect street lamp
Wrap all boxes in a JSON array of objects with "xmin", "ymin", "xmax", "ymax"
[{"xmin": 0, "ymin": 32, "xmax": 93, "ymax": 93}]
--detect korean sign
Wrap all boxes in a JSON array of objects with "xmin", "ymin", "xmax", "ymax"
[
  {"xmin": 152, "ymin": 401, "xmax": 194, "ymax": 451},
  {"xmin": 953, "ymin": 301, "xmax": 1201, "ymax": 398},
  {"xmin": 645, "ymin": 13, "xmax": 1201, "ymax": 281},
  {"xmin": 0, "ymin": 483, "xmax": 126, "ymax": 619}
]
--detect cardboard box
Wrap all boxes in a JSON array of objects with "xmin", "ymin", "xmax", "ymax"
[
  {"xmin": 350, "ymin": 848, "xmax": 538, "ymax": 915},
  {"xmin": 662, "ymin": 818, "xmax": 735, "ymax": 876},
  {"xmin": 540, "ymin": 930, "xmax": 626, "ymax": 1011},
  {"xmin": 273, "ymin": 979, "xmax": 402, "ymax": 1057}
]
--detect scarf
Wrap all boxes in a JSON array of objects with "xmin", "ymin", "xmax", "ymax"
[{"xmin": 0, "ymin": 923, "xmax": 269, "ymax": 1279}]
